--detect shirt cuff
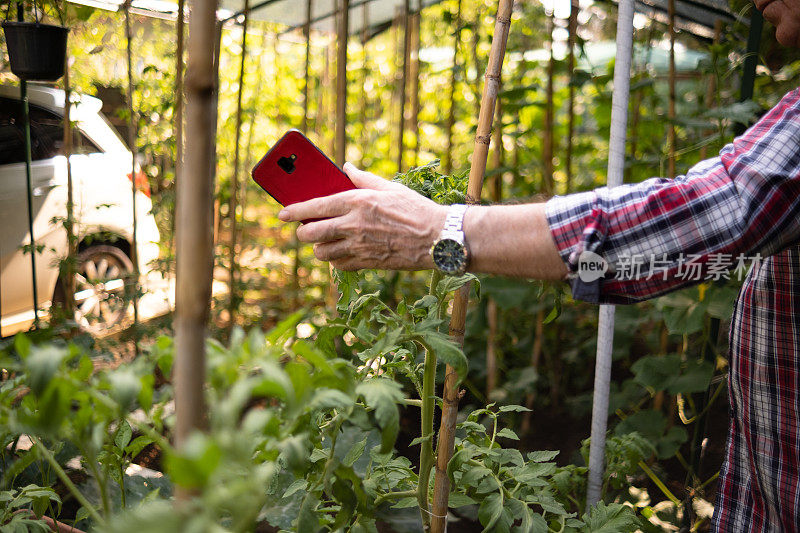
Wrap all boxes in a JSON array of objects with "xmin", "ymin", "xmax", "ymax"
[{"xmin": 545, "ymin": 191, "xmax": 609, "ymax": 304}]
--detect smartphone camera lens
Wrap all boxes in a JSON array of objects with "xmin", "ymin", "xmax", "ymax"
[{"xmin": 278, "ymin": 154, "xmax": 296, "ymax": 174}]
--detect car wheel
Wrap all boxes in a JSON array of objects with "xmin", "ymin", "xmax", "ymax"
[{"xmin": 72, "ymin": 245, "xmax": 134, "ymax": 332}]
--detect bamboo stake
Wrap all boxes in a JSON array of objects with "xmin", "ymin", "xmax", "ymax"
[
  {"xmin": 442, "ymin": 0, "xmax": 461, "ymax": 175},
  {"xmin": 295, "ymin": 2, "xmax": 313, "ymax": 308},
  {"xmin": 667, "ymin": 0, "xmax": 676, "ymax": 179},
  {"xmin": 409, "ymin": 4, "xmax": 421, "ymax": 167},
  {"xmin": 565, "ymin": 0, "xmax": 577, "ymax": 194},
  {"xmin": 396, "ymin": 0, "xmax": 410, "ymax": 173},
  {"xmin": 335, "ymin": 0, "xmax": 349, "ymax": 167},
  {"xmin": 321, "ymin": 42, "xmax": 332, "ymax": 149},
  {"xmin": 485, "ymin": 80, "xmax": 503, "ymax": 399},
  {"xmin": 430, "ymin": 3, "xmax": 515, "ymax": 530},
  {"xmin": 124, "ymin": 4, "xmax": 140, "ymax": 348},
  {"xmin": 174, "ymin": 0, "xmax": 218, "ymax": 474},
  {"xmin": 585, "ymin": 0, "xmax": 635, "ymax": 507},
  {"xmin": 542, "ymin": 7, "xmax": 555, "ymax": 195},
  {"xmin": 520, "ymin": 308, "xmax": 544, "ymax": 433},
  {"xmin": 241, "ymin": 29, "xmax": 270, "ymax": 216},
  {"xmin": 359, "ymin": 2, "xmax": 369, "ymax": 167},
  {"xmin": 302, "ymin": 0, "xmax": 313, "ymax": 134},
  {"xmin": 628, "ymin": 23, "xmax": 656, "ymax": 182},
  {"xmin": 228, "ymin": 0, "xmax": 250, "ymax": 332},
  {"xmin": 169, "ymin": 0, "xmax": 185, "ymax": 312},
  {"xmin": 62, "ymin": 55, "xmax": 75, "ymax": 318},
  {"xmin": 699, "ymin": 20, "xmax": 722, "ymax": 161}
]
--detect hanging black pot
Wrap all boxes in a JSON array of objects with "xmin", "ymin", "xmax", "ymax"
[{"xmin": 2, "ymin": 21, "xmax": 68, "ymax": 81}]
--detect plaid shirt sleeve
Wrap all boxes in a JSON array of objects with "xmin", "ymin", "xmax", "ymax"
[{"xmin": 544, "ymin": 87, "xmax": 800, "ymax": 305}]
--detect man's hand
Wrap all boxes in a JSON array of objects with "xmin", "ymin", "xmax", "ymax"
[{"xmin": 278, "ymin": 163, "xmax": 448, "ymax": 271}]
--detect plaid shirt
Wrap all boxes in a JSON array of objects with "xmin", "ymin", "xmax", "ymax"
[{"xmin": 544, "ymin": 87, "xmax": 800, "ymax": 531}]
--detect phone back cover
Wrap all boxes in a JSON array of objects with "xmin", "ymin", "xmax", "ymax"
[{"xmin": 251, "ymin": 130, "xmax": 356, "ymax": 209}]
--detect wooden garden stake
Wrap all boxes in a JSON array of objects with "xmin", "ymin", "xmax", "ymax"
[
  {"xmin": 169, "ymin": 0, "xmax": 185, "ymax": 312},
  {"xmin": 295, "ymin": 1, "xmax": 313, "ymax": 306},
  {"xmin": 586, "ymin": 0, "xmax": 635, "ymax": 507},
  {"xmin": 335, "ymin": 0, "xmax": 349, "ymax": 167},
  {"xmin": 396, "ymin": 0, "xmax": 410, "ymax": 173},
  {"xmin": 228, "ymin": 0, "xmax": 250, "ymax": 332},
  {"xmin": 543, "ymin": 7, "xmax": 555, "ymax": 195},
  {"xmin": 430, "ymin": 2, "xmax": 515, "ymax": 530},
  {"xmin": 359, "ymin": 2, "xmax": 369, "ymax": 167},
  {"xmin": 667, "ymin": 0, "xmax": 676, "ymax": 178},
  {"xmin": 62, "ymin": 56, "xmax": 75, "ymax": 318},
  {"xmin": 485, "ymin": 79, "xmax": 503, "ymax": 399},
  {"xmin": 409, "ymin": 3, "xmax": 421, "ymax": 167},
  {"xmin": 565, "ymin": 0, "xmax": 578, "ymax": 194},
  {"xmin": 699, "ymin": 20, "xmax": 723, "ymax": 160},
  {"xmin": 124, "ymin": 3, "xmax": 140, "ymax": 348},
  {"xmin": 174, "ymin": 0, "xmax": 218, "ymax": 483},
  {"xmin": 241, "ymin": 29, "xmax": 270, "ymax": 218},
  {"xmin": 302, "ymin": 0, "xmax": 313, "ymax": 135},
  {"xmin": 443, "ymin": 0, "xmax": 461, "ymax": 175}
]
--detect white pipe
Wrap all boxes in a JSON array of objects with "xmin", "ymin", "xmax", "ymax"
[{"xmin": 586, "ymin": 0, "xmax": 635, "ymax": 508}]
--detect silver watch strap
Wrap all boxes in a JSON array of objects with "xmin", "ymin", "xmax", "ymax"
[{"xmin": 442, "ymin": 203, "xmax": 468, "ymax": 234}]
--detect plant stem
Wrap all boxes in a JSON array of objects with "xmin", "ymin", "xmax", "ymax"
[
  {"xmin": 30, "ymin": 437, "xmax": 104, "ymax": 525},
  {"xmin": 403, "ymin": 399, "xmax": 423, "ymax": 407},
  {"xmin": 375, "ymin": 489, "xmax": 418, "ymax": 506},
  {"xmin": 418, "ymin": 270, "xmax": 442, "ymax": 527},
  {"xmin": 638, "ymin": 460, "xmax": 681, "ymax": 506}
]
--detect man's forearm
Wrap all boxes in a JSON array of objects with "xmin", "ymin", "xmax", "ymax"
[{"xmin": 463, "ymin": 203, "xmax": 568, "ymax": 280}]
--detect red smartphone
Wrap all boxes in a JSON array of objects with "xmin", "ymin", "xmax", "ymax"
[{"xmin": 252, "ymin": 129, "xmax": 356, "ymax": 222}]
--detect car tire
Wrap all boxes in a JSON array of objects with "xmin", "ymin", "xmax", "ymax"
[{"xmin": 62, "ymin": 244, "xmax": 134, "ymax": 332}]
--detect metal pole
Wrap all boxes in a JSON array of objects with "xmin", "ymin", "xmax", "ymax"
[
  {"xmin": 21, "ymin": 80, "xmax": 39, "ymax": 326},
  {"xmin": 585, "ymin": 0, "xmax": 635, "ymax": 508}
]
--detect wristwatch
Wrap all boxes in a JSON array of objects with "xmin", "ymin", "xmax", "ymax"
[{"xmin": 430, "ymin": 203, "xmax": 470, "ymax": 275}]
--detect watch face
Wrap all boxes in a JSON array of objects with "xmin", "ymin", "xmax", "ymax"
[{"xmin": 432, "ymin": 238, "xmax": 468, "ymax": 275}]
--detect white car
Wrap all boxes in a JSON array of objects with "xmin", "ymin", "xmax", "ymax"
[{"xmin": 0, "ymin": 84, "xmax": 161, "ymax": 335}]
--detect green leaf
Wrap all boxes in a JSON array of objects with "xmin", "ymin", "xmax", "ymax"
[
  {"xmin": 478, "ymin": 492, "xmax": 504, "ymax": 531},
  {"xmin": 581, "ymin": 502, "xmax": 640, "ymax": 532},
  {"xmin": 125, "ymin": 436, "xmax": 153, "ymax": 458},
  {"xmin": 526, "ymin": 450, "xmax": 559, "ymax": 463},
  {"xmin": 267, "ymin": 309, "xmax": 305, "ymax": 344},
  {"xmin": 496, "ymin": 428, "xmax": 519, "ymax": 441},
  {"xmin": 667, "ymin": 360, "xmax": 714, "ymax": 394},
  {"xmin": 408, "ymin": 434, "xmax": 431, "ymax": 447},
  {"xmin": 25, "ymin": 345, "xmax": 66, "ymax": 395},
  {"xmin": 309, "ymin": 389, "xmax": 354, "ymax": 411},
  {"xmin": 343, "ymin": 436, "xmax": 368, "ymax": 467},
  {"xmin": 356, "ymin": 379, "xmax": 404, "ymax": 453},
  {"xmin": 498, "ymin": 404, "xmax": 531, "ymax": 413},
  {"xmin": 448, "ymin": 492, "xmax": 477, "ymax": 508},
  {"xmin": 392, "ymin": 497, "xmax": 419, "ymax": 508},
  {"xmin": 417, "ymin": 331, "xmax": 468, "ymax": 383},
  {"xmin": 297, "ymin": 492, "xmax": 320, "ymax": 533},
  {"xmin": 631, "ymin": 354, "xmax": 681, "ymax": 391},
  {"xmin": 447, "ymin": 448, "xmax": 472, "ymax": 483},
  {"xmin": 436, "ymin": 274, "xmax": 477, "ymax": 297},
  {"xmin": 283, "ymin": 479, "xmax": 307, "ymax": 499},
  {"xmin": 114, "ymin": 420, "xmax": 133, "ymax": 450},
  {"xmin": 108, "ymin": 369, "xmax": 142, "ymax": 411}
]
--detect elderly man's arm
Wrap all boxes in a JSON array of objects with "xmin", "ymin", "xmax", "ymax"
[
  {"xmin": 280, "ymin": 87, "xmax": 800, "ymax": 305},
  {"xmin": 277, "ymin": 164, "xmax": 568, "ymax": 279}
]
